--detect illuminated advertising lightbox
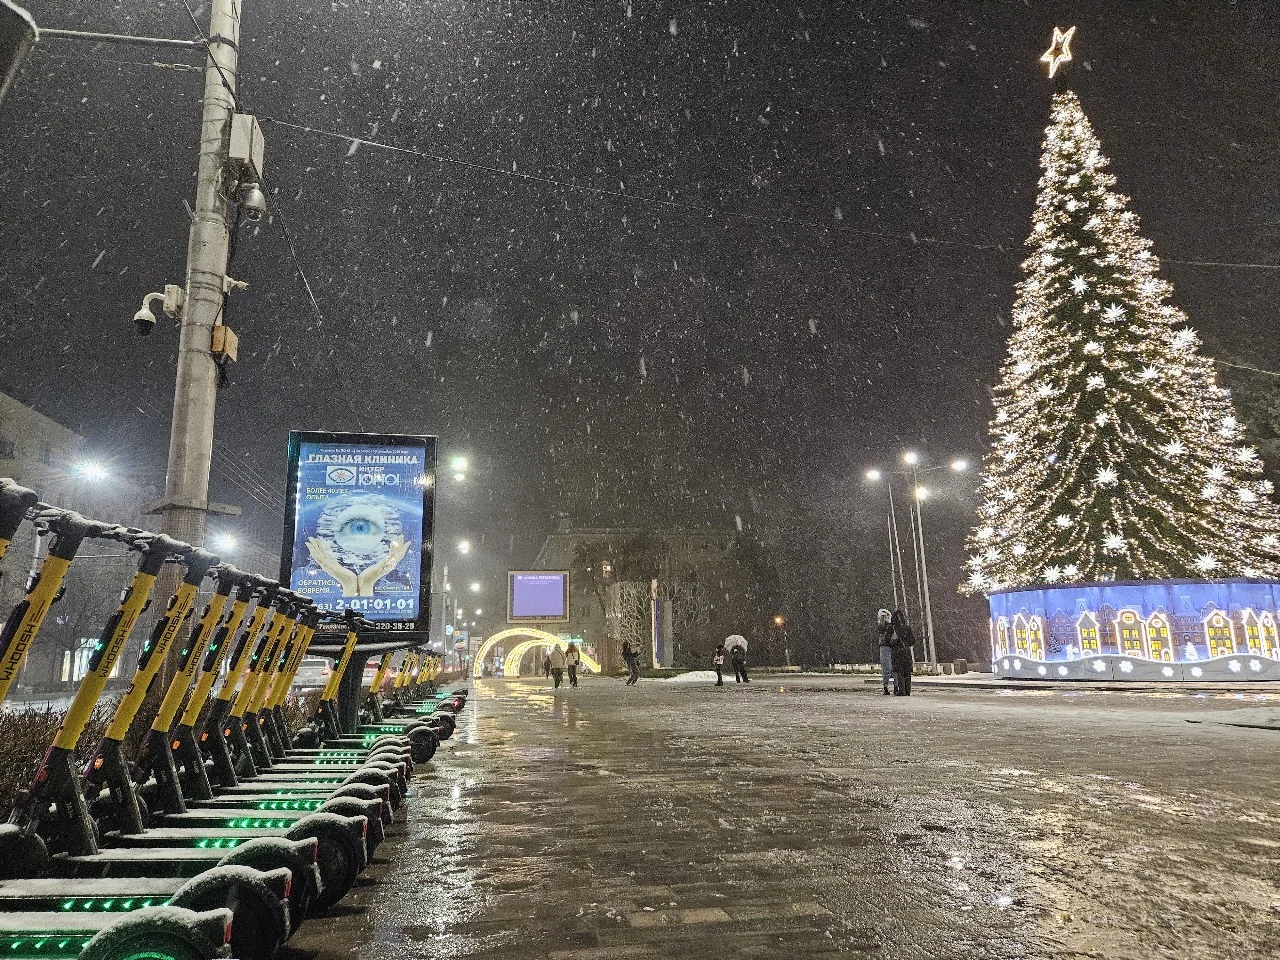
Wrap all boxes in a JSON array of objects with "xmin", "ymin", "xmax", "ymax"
[
  {"xmin": 280, "ymin": 431, "xmax": 436, "ymax": 633},
  {"xmin": 988, "ymin": 578, "xmax": 1280, "ymax": 681},
  {"xmin": 507, "ymin": 571, "xmax": 570, "ymax": 624}
]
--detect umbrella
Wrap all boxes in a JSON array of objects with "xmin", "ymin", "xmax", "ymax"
[{"xmin": 724, "ymin": 634, "xmax": 747, "ymax": 650}]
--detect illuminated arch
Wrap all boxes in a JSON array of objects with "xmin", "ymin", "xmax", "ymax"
[{"xmin": 471, "ymin": 628, "xmax": 601, "ymax": 679}]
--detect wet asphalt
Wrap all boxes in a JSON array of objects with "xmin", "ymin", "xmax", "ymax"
[{"xmin": 282, "ymin": 675, "xmax": 1280, "ymax": 959}]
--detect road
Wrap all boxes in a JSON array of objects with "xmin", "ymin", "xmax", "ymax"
[{"xmin": 283, "ymin": 675, "xmax": 1280, "ymax": 959}]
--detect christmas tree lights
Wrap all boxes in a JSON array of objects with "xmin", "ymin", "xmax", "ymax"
[{"xmin": 963, "ymin": 90, "xmax": 1280, "ymax": 595}]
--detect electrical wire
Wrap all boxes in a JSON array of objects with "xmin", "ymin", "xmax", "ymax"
[
  {"xmin": 263, "ymin": 191, "xmax": 327, "ymax": 329},
  {"xmin": 257, "ymin": 116, "xmax": 1006, "ymax": 254},
  {"xmin": 1215, "ymin": 359, "xmax": 1280, "ymax": 379}
]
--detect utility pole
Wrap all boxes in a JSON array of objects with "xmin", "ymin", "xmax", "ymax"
[{"xmin": 154, "ymin": 0, "xmax": 243, "ymax": 554}]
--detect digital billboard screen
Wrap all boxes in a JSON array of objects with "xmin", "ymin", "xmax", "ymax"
[
  {"xmin": 280, "ymin": 431, "xmax": 436, "ymax": 633},
  {"xmin": 508, "ymin": 571, "xmax": 570, "ymax": 623}
]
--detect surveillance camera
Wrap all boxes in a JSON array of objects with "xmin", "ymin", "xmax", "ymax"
[
  {"xmin": 240, "ymin": 182, "xmax": 267, "ymax": 222},
  {"xmin": 134, "ymin": 306, "xmax": 157, "ymax": 336}
]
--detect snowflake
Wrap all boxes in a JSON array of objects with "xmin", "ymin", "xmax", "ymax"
[
  {"xmin": 1041, "ymin": 252, "xmax": 1060, "ymax": 269},
  {"xmin": 1083, "ymin": 340, "xmax": 1103, "ymax": 355},
  {"xmin": 1262, "ymin": 534, "xmax": 1280, "ymax": 551},
  {"xmin": 1037, "ymin": 383, "xmax": 1055, "ymax": 398},
  {"xmin": 1118, "ymin": 660, "xmax": 1134, "ymax": 674},
  {"xmin": 1094, "ymin": 411, "xmax": 1109, "ymax": 427},
  {"xmin": 967, "ymin": 571, "xmax": 987, "ymax": 591},
  {"xmin": 1171, "ymin": 329, "xmax": 1198, "ymax": 351},
  {"xmin": 1261, "ymin": 480, "xmax": 1275, "ymax": 496},
  {"xmin": 1062, "ymin": 563, "xmax": 1080, "ymax": 579},
  {"xmin": 1002, "ymin": 449, "xmax": 1017, "ymax": 462},
  {"xmin": 1055, "ymin": 514, "xmax": 1072, "ymax": 528},
  {"xmin": 1243, "ymin": 567, "xmax": 1260, "ymax": 579},
  {"xmin": 1223, "ymin": 415, "xmax": 1237, "ymax": 431},
  {"xmin": 1069, "ymin": 275, "xmax": 1089, "ymax": 294},
  {"xmin": 1105, "ymin": 196, "xmax": 1120, "ymax": 209},
  {"xmin": 1102, "ymin": 304, "xmax": 1126, "ymax": 323},
  {"xmin": 1139, "ymin": 366, "xmax": 1160, "ymax": 380},
  {"xmin": 1095, "ymin": 467, "xmax": 1118, "ymax": 487},
  {"xmin": 1238, "ymin": 488, "xmax": 1257, "ymax": 504},
  {"xmin": 1064, "ymin": 199, "xmax": 1080, "ymax": 213},
  {"xmin": 1207, "ymin": 465, "xmax": 1227, "ymax": 482},
  {"xmin": 1236, "ymin": 446, "xmax": 1259, "ymax": 465},
  {"xmin": 1194, "ymin": 553, "xmax": 1219, "ymax": 573},
  {"xmin": 1139, "ymin": 278, "xmax": 1162, "ymax": 295},
  {"xmin": 1012, "ymin": 543, "xmax": 1027, "ymax": 557},
  {"xmin": 1014, "ymin": 360, "xmax": 1033, "ymax": 377},
  {"xmin": 1163, "ymin": 440, "xmax": 1186, "ymax": 457},
  {"xmin": 976, "ymin": 526, "xmax": 995, "ymax": 542},
  {"xmin": 1103, "ymin": 533, "xmax": 1126, "ymax": 553},
  {"xmin": 1066, "ymin": 174, "xmax": 1081, "ymax": 186},
  {"xmin": 1000, "ymin": 489, "xmax": 1016, "ymax": 502},
  {"xmin": 1043, "ymin": 566, "xmax": 1062, "ymax": 582},
  {"xmin": 1087, "ymin": 375, "xmax": 1105, "ymax": 390},
  {"xmin": 1201, "ymin": 484, "xmax": 1219, "ymax": 500},
  {"xmin": 1092, "ymin": 659, "xmax": 1108, "ymax": 672},
  {"xmin": 1228, "ymin": 660, "xmax": 1242, "ymax": 674}
]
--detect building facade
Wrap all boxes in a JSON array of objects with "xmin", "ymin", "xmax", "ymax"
[{"xmin": 0, "ymin": 391, "xmax": 148, "ymax": 695}]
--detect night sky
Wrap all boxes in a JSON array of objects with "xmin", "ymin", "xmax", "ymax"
[{"xmin": 2, "ymin": 1, "xmax": 1277, "ymax": 656}]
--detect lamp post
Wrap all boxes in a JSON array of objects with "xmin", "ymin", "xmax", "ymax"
[
  {"xmin": 864, "ymin": 453, "xmax": 968, "ymax": 672},
  {"xmin": 773, "ymin": 615, "xmax": 790, "ymax": 668}
]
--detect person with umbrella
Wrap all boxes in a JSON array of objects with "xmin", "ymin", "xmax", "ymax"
[{"xmin": 726, "ymin": 635, "xmax": 750, "ymax": 683}]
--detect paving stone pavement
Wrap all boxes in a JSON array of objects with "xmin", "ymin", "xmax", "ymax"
[{"xmin": 282, "ymin": 676, "xmax": 1280, "ymax": 959}]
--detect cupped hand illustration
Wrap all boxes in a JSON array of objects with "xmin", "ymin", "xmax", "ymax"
[
  {"xmin": 307, "ymin": 537, "xmax": 359, "ymax": 596},
  {"xmin": 356, "ymin": 535, "xmax": 409, "ymax": 596}
]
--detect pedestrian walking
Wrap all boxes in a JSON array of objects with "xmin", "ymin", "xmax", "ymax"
[
  {"xmin": 730, "ymin": 642, "xmax": 750, "ymax": 683},
  {"xmin": 566, "ymin": 642, "xmax": 581, "ymax": 687},
  {"xmin": 876, "ymin": 609, "xmax": 894, "ymax": 696},
  {"xmin": 712, "ymin": 642, "xmax": 727, "ymax": 686},
  {"xmin": 621, "ymin": 639, "xmax": 641, "ymax": 686},
  {"xmin": 890, "ymin": 609, "xmax": 916, "ymax": 696},
  {"xmin": 542, "ymin": 649, "xmax": 552, "ymax": 679},
  {"xmin": 549, "ymin": 644, "xmax": 567, "ymax": 689}
]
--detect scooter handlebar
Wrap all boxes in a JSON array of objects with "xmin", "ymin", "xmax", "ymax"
[{"xmin": 0, "ymin": 479, "xmax": 39, "ymax": 542}]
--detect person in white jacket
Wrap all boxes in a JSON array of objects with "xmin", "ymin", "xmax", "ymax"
[{"xmin": 549, "ymin": 644, "xmax": 567, "ymax": 688}]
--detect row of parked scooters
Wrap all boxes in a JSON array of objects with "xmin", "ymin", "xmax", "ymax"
[{"xmin": 0, "ymin": 477, "xmax": 466, "ymax": 960}]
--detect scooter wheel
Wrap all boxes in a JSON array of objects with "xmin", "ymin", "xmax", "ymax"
[
  {"xmin": 319, "ymin": 797, "xmax": 385, "ymax": 856},
  {"xmin": 287, "ymin": 814, "xmax": 366, "ymax": 913},
  {"xmin": 0, "ymin": 826, "xmax": 49, "ymax": 880},
  {"xmin": 79, "ymin": 906, "xmax": 230, "ymax": 960},
  {"xmin": 169, "ymin": 865, "xmax": 292, "ymax": 960},
  {"xmin": 406, "ymin": 726, "xmax": 438, "ymax": 763},
  {"xmin": 218, "ymin": 837, "xmax": 317, "ymax": 921}
]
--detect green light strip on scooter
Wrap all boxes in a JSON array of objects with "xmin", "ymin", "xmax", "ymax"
[
  {"xmin": 59, "ymin": 897, "xmax": 160, "ymax": 912},
  {"xmin": 0, "ymin": 934, "xmax": 91, "ymax": 956},
  {"xmin": 192, "ymin": 837, "xmax": 243, "ymax": 849},
  {"xmin": 253, "ymin": 798, "xmax": 323, "ymax": 811},
  {"xmin": 224, "ymin": 817, "xmax": 293, "ymax": 829}
]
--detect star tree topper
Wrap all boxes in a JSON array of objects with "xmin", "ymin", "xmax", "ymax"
[{"xmin": 1040, "ymin": 25, "xmax": 1077, "ymax": 78}]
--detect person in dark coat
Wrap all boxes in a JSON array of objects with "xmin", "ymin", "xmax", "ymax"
[
  {"xmin": 890, "ymin": 609, "xmax": 915, "ymax": 696},
  {"xmin": 730, "ymin": 643, "xmax": 750, "ymax": 683},
  {"xmin": 876, "ymin": 609, "xmax": 894, "ymax": 695},
  {"xmin": 712, "ymin": 642, "xmax": 727, "ymax": 686},
  {"xmin": 621, "ymin": 640, "xmax": 641, "ymax": 686}
]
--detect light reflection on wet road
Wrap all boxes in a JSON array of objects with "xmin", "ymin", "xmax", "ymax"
[{"xmin": 283, "ymin": 676, "xmax": 1280, "ymax": 959}]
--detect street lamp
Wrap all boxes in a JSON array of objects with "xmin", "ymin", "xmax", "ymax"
[
  {"xmin": 450, "ymin": 457, "xmax": 468, "ymax": 472},
  {"xmin": 207, "ymin": 532, "xmax": 238, "ymax": 553},
  {"xmin": 457, "ymin": 540, "xmax": 471, "ymax": 554},
  {"xmin": 72, "ymin": 461, "xmax": 109, "ymax": 482},
  {"xmin": 864, "ymin": 452, "xmax": 969, "ymax": 673}
]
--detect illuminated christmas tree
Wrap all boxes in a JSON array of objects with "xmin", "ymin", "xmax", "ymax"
[{"xmin": 963, "ymin": 89, "xmax": 1280, "ymax": 594}]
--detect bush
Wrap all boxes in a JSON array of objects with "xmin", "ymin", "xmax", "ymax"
[
  {"xmin": 279, "ymin": 688, "xmax": 322, "ymax": 739},
  {"xmin": 0, "ymin": 698, "xmax": 116, "ymax": 816}
]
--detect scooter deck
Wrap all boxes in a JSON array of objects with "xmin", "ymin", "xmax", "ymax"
[
  {"xmin": 0, "ymin": 876, "xmax": 180, "ymax": 909},
  {"xmin": 106, "ymin": 827, "xmax": 305, "ymax": 849},
  {"xmin": 55, "ymin": 847, "xmax": 246, "ymax": 879}
]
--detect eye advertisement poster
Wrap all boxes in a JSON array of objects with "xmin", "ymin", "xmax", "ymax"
[{"xmin": 281, "ymin": 432, "xmax": 437, "ymax": 633}]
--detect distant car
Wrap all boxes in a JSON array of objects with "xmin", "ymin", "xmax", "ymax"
[{"xmin": 291, "ymin": 656, "xmax": 331, "ymax": 690}]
